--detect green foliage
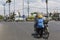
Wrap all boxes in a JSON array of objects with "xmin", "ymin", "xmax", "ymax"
[
  {"xmin": 31, "ymin": 13, "xmax": 33, "ymax": 15},
  {"xmin": 0, "ymin": 15, "xmax": 4, "ymax": 19},
  {"xmin": 31, "ymin": 12, "xmax": 38, "ymax": 15},
  {"xmin": 28, "ymin": 16, "xmax": 34, "ymax": 19},
  {"xmin": 26, "ymin": 16, "xmax": 35, "ymax": 21},
  {"xmin": 9, "ymin": 12, "xmax": 16, "ymax": 19},
  {"xmin": 49, "ymin": 13, "xmax": 52, "ymax": 17},
  {"xmin": 52, "ymin": 13, "xmax": 59, "ymax": 20},
  {"xmin": 6, "ymin": 0, "xmax": 11, "ymax": 3},
  {"xmin": 53, "ymin": 13, "xmax": 59, "ymax": 17},
  {"xmin": 34, "ymin": 12, "xmax": 38, "ymax": 14}
]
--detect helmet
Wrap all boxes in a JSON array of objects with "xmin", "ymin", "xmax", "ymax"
[{"xmin": 37, "ymin": 14, "xmax": 43, "ymax": 18}]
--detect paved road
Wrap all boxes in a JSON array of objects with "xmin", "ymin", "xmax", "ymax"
[{"xmin": 0, "ymin": 21, "xmax": 60, "ymax": 40}]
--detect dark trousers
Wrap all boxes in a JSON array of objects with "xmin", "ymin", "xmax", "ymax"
[{"xmin": 36, "ymin": 28, "xmax": 44, "ymax": 37}]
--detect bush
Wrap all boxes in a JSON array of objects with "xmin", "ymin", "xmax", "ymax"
[
  {"xmin": 0, "ymin": 15, "xmax": 4, "ymax": 19},
  {"xmin": 28, "ymin": 16, "xmax": 34, "ymax": 19}
]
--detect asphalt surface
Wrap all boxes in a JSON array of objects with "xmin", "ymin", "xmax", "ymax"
[{"xmin": 0, "ymin": 21, "xmax": 60, "ymax": 40}]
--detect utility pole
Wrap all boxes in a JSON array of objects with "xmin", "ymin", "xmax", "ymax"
[
  {"xmin": 46, "ymin": 0, "xmax": 48, "ymax": 18},
  {"xmin": 9, "ymin": 3, "xmax": 10, "ymax": 17},
  {"xmin": 27, "ymin": 0, "xmax": 29, "ymax": 17},
  {"xmin": 13, "ymin": 0, "xmax": 15, "ymax": 20},
  {"xmin": 23, "ymin": 0, "xmax": 24, "ymax": 16},
  {"xmin": 14, "ymin": 0, "xmax": 15, "ymax": 13},
  {"xmin": 3, "ymin": 3, "xmax": 6, "ymax": 17},
  {"xmin": 23, "ymin": 0, "xmax": 25, "ymax": 20}
]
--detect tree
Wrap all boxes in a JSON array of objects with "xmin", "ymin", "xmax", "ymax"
[
  {"xmin": 9, "ymin": 12, "xmax": 16, "ymax": 20},
  {"xmin": 49, "ymin": 13, "xmax": 52, "ymax": 17},
  {"xmin": 0, "ymin": 15, "xmax": 4, "ymax": 19},
  {"xmin": 31, "ymin": 12, "xmax": 38, "ymax": 15},
  {"xmin": 52, "ymin": 13, "xmax": 59, "ymax": 20},
  {"xmin": 31, "ymin": 12, "xmax": 33, "ymax": 15},
  {"xmin": 6, "ymin": 0, "xmax": 11, "ymax": 17}
]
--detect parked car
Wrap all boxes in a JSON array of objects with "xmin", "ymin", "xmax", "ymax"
[{"xmin": 15, "ymin": 16, "xmax": 25, "ymax": 22}]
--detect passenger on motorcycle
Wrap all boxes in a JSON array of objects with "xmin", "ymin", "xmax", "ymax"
[{"xmin": 43, "ymin": 16, "xmax": 49, "ymax": 32}]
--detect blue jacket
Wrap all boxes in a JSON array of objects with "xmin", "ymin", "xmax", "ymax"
[{"xmin": 37, "ymin": 18, "xmax": 44, "ymax": 28}]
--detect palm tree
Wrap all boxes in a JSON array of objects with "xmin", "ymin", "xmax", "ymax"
[
  {"xmin": 3, "ymin": 3, "xmax": 6, "ymax": 18},
  {"xmin": 6, "ymin": 0, "xmax": 11, "ymax": 17}
]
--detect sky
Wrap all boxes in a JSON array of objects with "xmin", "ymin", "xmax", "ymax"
[{"xmin": 0, "ymin": 0, "xmax": 60, "ymax": 16}]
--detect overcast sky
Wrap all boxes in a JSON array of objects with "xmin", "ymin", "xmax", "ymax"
[{"xmin": 0, "ymin": 0, "xmax": 60, "ymax": 16}]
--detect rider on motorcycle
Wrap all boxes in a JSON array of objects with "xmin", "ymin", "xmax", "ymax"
[
  {"xmin": 34, "ymin": 14, "xmax": 49, "ymax": 37},
  {"xmin": 34, "ymin": 14, "xmax": 44, "ymax": 37}
]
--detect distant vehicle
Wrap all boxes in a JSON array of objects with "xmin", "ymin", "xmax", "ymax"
[
  {"xmin": 48, "ymin": 17, "xmax": 52, "ymax": 21},
  {"xmin": 15, "ymin": 16, "xmax": 25, "ymax": 22}
]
